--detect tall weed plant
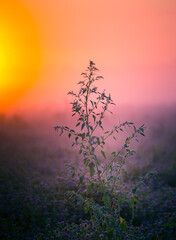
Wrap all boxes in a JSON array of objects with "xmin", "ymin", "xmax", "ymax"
[{"xmin": 55, "ymin": 61, "xmax": 150, "ymax": 239}]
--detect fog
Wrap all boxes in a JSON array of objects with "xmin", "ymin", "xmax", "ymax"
[{"xmin": 1, "ymin": 104, "xmax": 176, "ymax": 177}]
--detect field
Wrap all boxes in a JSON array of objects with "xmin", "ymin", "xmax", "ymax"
[{"xmin": 0, "ymin": 106, "xmax": 176, "ymax": 240}]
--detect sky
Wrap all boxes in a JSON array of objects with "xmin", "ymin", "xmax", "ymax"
[{"xmin": 0, "ymin": 0, "xmax": 176, "ymax": 114}]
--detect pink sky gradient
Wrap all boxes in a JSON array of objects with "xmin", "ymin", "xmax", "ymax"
[{"xmin": 3, "ymin": 0, "xmax": 176, "ymax": 114}]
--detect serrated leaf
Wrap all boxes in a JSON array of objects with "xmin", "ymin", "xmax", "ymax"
[
  {"xmin": 101, "ymin": 150, "xmax": 106, "ymax": 159},
  {"xmin": 78, "ymin": 118, "xmax": 84, "ymax": 121},
  {"xmin": 97, "ymin": 185, "xmax": 103, "ymax": 192},
  {"xmin": 139, "ymin": 127, "xmax": 144, "ymax": 132},
  {"xmin": 78, "ymin": 175, "xmax": 84, "ymax": 186},
  {"xmin": 77, "ymin": 81, "xmax": 84, "ymax": 85},
  {"xmin": 76, "ymin": 122, "xmax": 80, "ymax": 127},
  {"xmin": 89, "ymin": 162, "xmax": 95, "ymax": 177},
  {"xmin": 83, "ymin": 158, "xmax": 90, "ymax": 166},
  {"xmin": 104, "ymin": 131, "xmax": 109, "ymax": 134},
  {"xmin": 78, "ymin": 133, "xmax": 85, "ymax": 140},
  {"xmin": 97, "ymin": 161, "xmax": 100, "ymax": 167},
  {"xmin": 97, "ymin": 137, "xmax": 100, "ymax": 145},
  {"xmin": 89, "ymin": 126, "xmax": 93, "ymax": 131},
  {"xmin": 81, "ymin": 123, "xmax": 85, "ymax": 130},
  {"xmin": 102, "ymin": 192, "xmax": 110, "ymax": 207},
  {"xmin": 90, "ymin": 100, "xmax": 94, "ymax": 107},
  {"xmin": 111, "ymin": 152, "xmax": 116, "ymax": 155},
  {"xmin": 86, "ymin": 184, "xmax": 92, "ymax": 195}
]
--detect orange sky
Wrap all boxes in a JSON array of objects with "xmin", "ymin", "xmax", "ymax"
[{"xmin": 1, "ymin": 0, "xmax": 176, "ymax": 114}]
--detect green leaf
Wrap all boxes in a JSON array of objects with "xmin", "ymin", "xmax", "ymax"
[
  {"xmin": 89, "ymin": 126, "xmax": 93, "ymax": 131},
  {"xmin": 97, "ymin": 137, "xmax": 100, "ymax": 145},
  {"xmin": 78, "ymin": 175, "xmax": 84, "ymax": 186},
  {"xmin": 132, "ymin": 187, "xmax": 137, "ymax": 194},
  {"xmin": 84, "ymin": 158, "xmax": 90, "ymax": 166},
  {"xmin": 84, "ymin": 205, "xmax": 89, "ymax": 213},
  {"xmin": 78, "ymin": 133, "xmax": 85, "ymax": 140},
  {"xmin": 97, "ymin": 161, "xmax": 100, "ymax": 166},
  {"xmin": 101, "ymin": 150, "xmax": 106, "ymax": 159},
  {"xmin": 76, "ymin": 122, "xmax": 80, "ymax": 127},
  {"xmin": 92, "ymin": 115, "xmax": 96, "ymax": 123},
  {"xmin": 81, "ymin": 123, "xmax": 85, "ymax": 130},
  {"xmin": 78, "ymin": 117, "xmax": 84, "ymax": 121},
  {"xmin": 68, "ymin": 133, "xmax": 71, "ymax": 138},
  {"xmin": 132, "ymin": 195, "xmax": 139, "ymax": 203},
  {"xmin": 97, "ymin": 185, "xmax": 103, "ymax": 192},
  {"xmin": 102, "ymin": 192, "xmax": 110, "ymax": 207},
  {"xmin": 139, "ymin": 127, "xmax": 144, "ymax": 132},
  {"xmin": 77, "ymin": 81, "xmax": 84, "ymax": 85},
  {"xmin": 86, "ymin": 183, "xmax": 93, "ymax": 195},
  {"xmin": 89, "ymin": 162, "xmax": 95, "ymax": 177},
  {"xmin": 90, "ymin": 100, "xmax": 94, "ymax": 107},
  {"xmin": 120, "ymin": 221, "xmax": 127, "ymax": 232},
  {"xmin": 111, "ymin": 152, "xmax": 116, "ymax": 155}
]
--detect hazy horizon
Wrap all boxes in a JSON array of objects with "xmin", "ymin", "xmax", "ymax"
[{"xmin": 1, "ymin": 0, "xmax": 176, "ymax": 114}]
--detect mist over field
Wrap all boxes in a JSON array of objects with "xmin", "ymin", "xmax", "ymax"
[
  {"xmin": 1, "ymin": 103, "xmax": 176, "ymax": 177},
  {"xmin": 1, "ymin": 104, "xmax": 176, "ymax": 239}
]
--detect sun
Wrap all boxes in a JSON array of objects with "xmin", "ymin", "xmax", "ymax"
[{"xmin": 0, "ymin": 0, "xmax": 41, "ymax": 112}]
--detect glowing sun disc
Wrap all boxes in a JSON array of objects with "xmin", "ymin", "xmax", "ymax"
[{"xmin": 0, "ymin": 0, "xmax": 41, "ymax": 112}]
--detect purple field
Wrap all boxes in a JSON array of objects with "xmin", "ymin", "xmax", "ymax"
[{"xmin": 0, "ymin": 105, "xmax": 176, "ymax": 239}]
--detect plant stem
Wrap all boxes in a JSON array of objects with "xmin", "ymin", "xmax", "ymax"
[{"xmin": 85, "ymin": 68, "xmax": 102, "ymax": 185}]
